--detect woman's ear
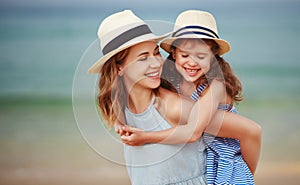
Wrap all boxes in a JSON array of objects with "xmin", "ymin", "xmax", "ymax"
[{"xmin": 117, "ymin": 66, "xmax": 124, "ymax": 76}]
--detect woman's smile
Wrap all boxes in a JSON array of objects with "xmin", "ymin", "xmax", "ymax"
[{"xmin": 145, "ymin": 71, "xmax": 160, "ymax": 79}]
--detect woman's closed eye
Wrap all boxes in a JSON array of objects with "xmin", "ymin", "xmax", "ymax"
[{"xmin": 138, "ymin": 56, "xmax": 148, "ymax": 61}]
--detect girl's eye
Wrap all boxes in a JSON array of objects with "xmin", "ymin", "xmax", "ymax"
[
  {"xmin": 197, "ymin": 56, "xmax": 205, "ymax": 60},
  {"xmin": 181, "ymin": 54, "xmax": 189, "ymax": 58}
]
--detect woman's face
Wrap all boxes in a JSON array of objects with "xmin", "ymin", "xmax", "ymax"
[
  {"xmin": 173, "ymin": 40, "xmax": 215, "ymax": 83},
  {"xmin": 120, "ymin": 41, "xmax": 164, "ymax": 91}
]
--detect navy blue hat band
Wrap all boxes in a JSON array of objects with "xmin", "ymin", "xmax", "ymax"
[
  {"xmin": 102, "ymin": 24, "xmax": 152, "ymax": 55},
  {"xmin": 172, "ymin": 25, "xmax": 219, "ymax": 39}
]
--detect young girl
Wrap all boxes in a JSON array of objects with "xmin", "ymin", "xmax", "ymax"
[{"xmin": 120, "ymin": 10, "xmax": 261, "ymax": 185}]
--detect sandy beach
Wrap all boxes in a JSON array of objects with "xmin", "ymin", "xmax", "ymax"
[
  {"xmin": 0, "ymin": 97, "xmax": 299, "ymax": 185},
  {"xmin": 1, "ymin": 1, "xmax": 300, "ymax": 184}
]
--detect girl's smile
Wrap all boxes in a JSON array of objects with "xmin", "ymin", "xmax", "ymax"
[
  {"xmin": 174, "ymin": 40, "xmax": 214, "ymax": 83},
  {"xmin": 183, "ymin": 66, "xmax": 201, "ymax": 76}
]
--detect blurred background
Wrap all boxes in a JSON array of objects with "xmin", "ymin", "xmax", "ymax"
[{"xmin": 0, "ymin": 0, "xmax": 300, "ymax": 184}]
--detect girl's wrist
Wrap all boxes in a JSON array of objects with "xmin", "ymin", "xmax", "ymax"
[{"xmin": 144, "ymin": 131, "xmax": 159, "ymax": 144}]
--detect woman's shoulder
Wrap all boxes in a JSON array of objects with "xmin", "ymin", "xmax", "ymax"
[
  {"xmin": 158, "ymin": 87, "xmax": 193, "ymax": 125},
  {"xmin": 158, "ymin": 87, "xmax": 181, "ymax": 109}
]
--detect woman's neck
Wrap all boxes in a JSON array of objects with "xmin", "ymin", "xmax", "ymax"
[
  {"xmin": 127, "ymin": 87, "xmax": 154, "ymax": 114},
  {"xmin": 180, "ymin": 80, "xmax": 196, "ymax": 97}
]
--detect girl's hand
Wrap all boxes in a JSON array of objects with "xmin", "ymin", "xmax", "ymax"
[
  {"xmin": 121, "ymin": 126, "xmax": 147, "ymax": 146},
  {"xmin": 114, "ymin": 121, "xmax": 130, "ymax": 136}
]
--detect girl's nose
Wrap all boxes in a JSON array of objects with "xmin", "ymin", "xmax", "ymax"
[{"xmin": 186, "ymin": 56, "xmax": 198, "ymax": 66}]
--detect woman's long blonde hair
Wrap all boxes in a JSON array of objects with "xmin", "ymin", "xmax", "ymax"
[{"xmin": 98, "ymin": 49, "xmax": 129, "ymax": 128}]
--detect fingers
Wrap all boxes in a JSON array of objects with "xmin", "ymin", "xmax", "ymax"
[
  {"xmin": 114, "ymin": 126, "xmax": 132, "ymax": 136},
  {"xmin": 122, "ymin": 125, "xmax": 136, "ymax": 133},
  {"xmin": 121, "ymin": 135, "xmax": 133, "ymax": 146},
  {"xmin": 115, "ymin": 128, "xmax": 123, "ymax": 135}
]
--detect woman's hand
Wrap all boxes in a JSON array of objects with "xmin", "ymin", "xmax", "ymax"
[{"xmin": 121, "ymin": 126, "xmax": 148, "ymax": 146}]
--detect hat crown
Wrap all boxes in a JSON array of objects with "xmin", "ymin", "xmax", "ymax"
[
  {"xmin": 88, "ymin": 10, "xmax": 168, "ymax": 73},
  {"xmin": 97, "ymin": 10, "xmax": 146, "ymax": 50},
  {"xmin": 173, "ymin": 10, "xmax": 218, "ymax": 36},
  {"xmin": 160, "ymin": 10, "xmax": 230, "ymax": 56}
]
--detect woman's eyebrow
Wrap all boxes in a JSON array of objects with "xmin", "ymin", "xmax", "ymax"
[
  {"xmin": 137, "ymin": 52, "xmax": 149, "ymax": 57},
  {"xmin": 137, "ymin": 46, "xmax": 159, "ymax": 57}
]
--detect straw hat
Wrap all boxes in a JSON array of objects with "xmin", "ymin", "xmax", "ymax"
[
  {"xmin": 88, "ymin": 10, "xmax": 168, "ymax": 73},
  {"xmin": 160, "ymin": 10, "xmax": 230, "ymax": 56}
]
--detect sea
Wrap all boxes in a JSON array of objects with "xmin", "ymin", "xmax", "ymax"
[{"xmin": 0, "ymin": 1, "xmax": 300, "ymax": 184}]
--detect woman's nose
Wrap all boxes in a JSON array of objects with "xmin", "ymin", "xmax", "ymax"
[{"xmin": 150, "ymin": 56, "xmax": 163, "ymax": 68}]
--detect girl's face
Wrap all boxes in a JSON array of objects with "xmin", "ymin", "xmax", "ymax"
[
  {"xmin": 120, "ymin": 41, "xmax": 164, "ymax": 91},
  {"xmin": 173, "ymin": 40, "xmax": 215, "ymax": 83}
]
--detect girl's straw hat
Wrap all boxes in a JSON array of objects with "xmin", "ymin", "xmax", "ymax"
[
  {"xmin": 88, "ymin": 10, "xmax": 168, "ymax": 73},
  {"xmin": 160, "ymin": 10, "xmax": 230, "ymax": 56}
]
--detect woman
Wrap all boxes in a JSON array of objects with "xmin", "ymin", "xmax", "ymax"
[{"xmin": 89, "ymin": 10, "xmax": 207, "ymax": 185}]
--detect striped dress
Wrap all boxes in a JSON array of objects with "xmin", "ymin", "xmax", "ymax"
[{"xmin": 191, "ymin": 83, "xmax": 255, "ymax": 185}]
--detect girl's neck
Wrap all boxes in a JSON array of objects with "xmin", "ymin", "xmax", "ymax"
[
  {"xmin": 180, "ymin": 80, "xmax": 196, "ymax": 97},
  {"xmin": 127, "ymin": 88, "xmax": 154, "ymax": 114}
]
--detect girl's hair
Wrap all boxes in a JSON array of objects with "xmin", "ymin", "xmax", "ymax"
[
  {"xmin": 98, "ymin": 49, "xmax": 129, "ymax": 128},
  {"xmin": 162, "ymin": 38, "xmax": 243, "ymax": 103}
]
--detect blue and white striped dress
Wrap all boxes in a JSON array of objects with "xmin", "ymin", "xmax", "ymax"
[{"xmin": 191, "ymin": 83, "xmax": 255, "ymax": 185}]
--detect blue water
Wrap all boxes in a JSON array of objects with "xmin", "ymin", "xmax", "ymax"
[
  {"xmin": 0, "ymin": 1, "xmax": 300, "ymax": 177},
  {"xmin": 0, "ymin": 1, "xmax": 300, "ymax": 100}
]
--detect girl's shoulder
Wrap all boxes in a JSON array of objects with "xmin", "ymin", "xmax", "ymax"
[
  {"xmin": 203, "ymin": 79, "xmax": 226, "ymax": 97},
  {"xmin": 204, "ymin": 80, "xmax": 232, "ymax": 105}
]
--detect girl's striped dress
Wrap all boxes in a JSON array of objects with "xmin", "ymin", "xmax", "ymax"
[{"xmin": 191, "ymin": 83, "xmax": 254, "ymax": 185}]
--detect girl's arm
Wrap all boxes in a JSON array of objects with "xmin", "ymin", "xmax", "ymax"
[
  {"xmin": 207, "ymin": 112, "xmax": 262, "ymax": 174},
  {"xmin": 121, "ymin": 80, "xmax": 224, "ymax": 144},
  {"xmin": 121, "ymin": 80, "xmax": 262, "ymax": 174}
]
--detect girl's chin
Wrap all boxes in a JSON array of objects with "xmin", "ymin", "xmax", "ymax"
[{"xmin": 183, "ymin": 75, "xmax": 198, "ymax": 83}]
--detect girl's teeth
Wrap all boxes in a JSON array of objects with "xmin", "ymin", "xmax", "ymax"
[{"xmin": 186, "ymin": 69, "xmax": 198, "ymax": 73}]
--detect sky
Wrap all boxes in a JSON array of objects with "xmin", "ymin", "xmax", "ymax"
[{"xmin": 1, "ymin": 0, "xmax": 298, "ymax": 9}]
